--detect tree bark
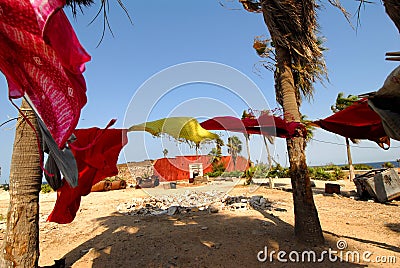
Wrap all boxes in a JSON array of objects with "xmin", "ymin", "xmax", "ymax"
[
  {"xmin": 244, "ymin": 134, "xmax": 251, "ymax": 164},
  {"xmin": 262, "ymin": 135, "xmax": 272, "ymax": 169},
  {"xmin": 0, "ymin": 99, "xmax": 42, "ymax": 267},
  {"xmin": 346, "ymin": 138, "xmax": 355, "ymax": 181},
  {"xmin": 383, "ymin": 0, "xmax": 400, "ymax": 33},
  {"xmin": 275, "ymin": 44, "xmax": 324, "ymax": 245}
]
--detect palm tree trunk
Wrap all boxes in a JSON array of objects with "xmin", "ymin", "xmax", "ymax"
[
  {"xmin": 244, "ymin": 134, "xmax": 251, "ymax": 164},
  {"xmin": 346, "ymin": 137, "xmax": 355, "ymax": 181},
  {"xmin": 0, "ymin": 99, "xmax": 42, "ymax": 267},
  {"xmin": 275, "ymin": 44, "xmax": 324, "ymax": 245},
  {"xmin": 262, "ymin": 135, "xmax": 272, "ymax": 169},
  {"xmin": 383, "ymin": 0, "xmax": 400, "ymax": 33}
]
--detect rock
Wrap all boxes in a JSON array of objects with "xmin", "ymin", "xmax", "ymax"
[
  {"xmin": 201, "ymin": 226, "xmax": 208, "ymax": 230},
  {"xmin": 208, "ymin": 204, "xmax": 219, "ymax": 213},
  {"xmin": 250, "ymin": 195, "xmax": 262, "ymax": 203},
  {"xmin": 167, "ymin": 206, "xmax": 178, "ymax": 216}
]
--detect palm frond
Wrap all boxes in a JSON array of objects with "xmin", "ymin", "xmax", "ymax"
[
  {"xmin": 67, "ymin": 0, "xmax": 133, "ymax": 47},
  {"xmin": 253, "ymin": 0, "xmax": 328, "ymax": 101},
  {"xmin": 66, "ymin": 0, "xmax": 94, "ymax": 16},
  {"xmin": 327, "ymin": 0, "xmax": 352, "ymax": 27}
]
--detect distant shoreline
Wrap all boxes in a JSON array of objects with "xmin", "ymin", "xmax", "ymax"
[{"xmin": 312, "ymin": 161, "xmax": 399, "ymax": 169}]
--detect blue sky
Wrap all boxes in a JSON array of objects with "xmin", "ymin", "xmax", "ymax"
[{"xmin": 1, "ymin": 0, "xmax": 400, "ymax": 182}]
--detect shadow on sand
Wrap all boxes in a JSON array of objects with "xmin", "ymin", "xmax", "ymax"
[{"xmin": 61, "ymin": 209, "xmax": 368, "ymax": 267}]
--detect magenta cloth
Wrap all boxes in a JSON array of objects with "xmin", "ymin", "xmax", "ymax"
[
  {"xmin": 47, "ymin": 128, "xmax": 128, "ymax": 224},
  {"xmin": 0, "ymin": 0, "xmax": 91, "ymax": 147},
  {"xmin": 313, "ymin": 99, "xmax": 389, "ymax": 147},
  {"xmin": 200, "ymin": 115, "xmax": 302, "ymax": 138}
]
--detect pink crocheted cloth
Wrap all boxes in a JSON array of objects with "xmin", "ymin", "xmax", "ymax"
[{"xmin": 0, "ymin": 0, "xmax": 90, "ymax": 147}]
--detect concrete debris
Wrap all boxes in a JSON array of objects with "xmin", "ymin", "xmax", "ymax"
[{"xmin": 116, "ymin": 190, "xmax": 284, "ymax": 216}]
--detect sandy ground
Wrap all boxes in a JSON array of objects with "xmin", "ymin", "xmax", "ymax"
[{"xmin": 0, "ymin": 178, "xmax": 399, "ymax": 267}]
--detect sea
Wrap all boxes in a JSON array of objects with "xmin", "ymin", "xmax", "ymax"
[{"xmin": 338, "ymin": 161, "xmax": 400, "ymax": 169}]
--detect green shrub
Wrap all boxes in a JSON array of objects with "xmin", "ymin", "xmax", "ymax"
[
  {"xmin": 309, "ymin": 167, "xmax": 334, "ymax": 181},
  {"xmin": 41, "ymin": 184, "xmax": 53, "ymax": 193},
  {"xmin": 267, "ymin": 164, "xmax": 289, "ymax": 178},
  {"xmin": 205, "ymin": 162, "xmax": 226, "ymax": 177},
  {"xmin": 342, "ymin": 164, "xmax": 373, "ymax": 170},
  {"xmin": 253, "ymin": 162, "xmax": 270, "ymax": 178},
  {"xmin": 220, "ymin": 170, "xmax": 244, "ymax": 178},
  {"xmin": 382, "ymin": 162, "xmax": 395, "ymax": 168},
  {"xmin": 331, "ymin": 166, "xmax": 345, "ymax": 180}
]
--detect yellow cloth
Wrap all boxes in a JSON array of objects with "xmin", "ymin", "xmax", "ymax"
[{"xmin": 128, "ymin": 117, "xmax": 219, "ymax": 146}]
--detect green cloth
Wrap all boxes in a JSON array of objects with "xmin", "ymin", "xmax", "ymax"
[{"xmin": 128, "ymin": 117, "xmax": 219, "ymax": 146}]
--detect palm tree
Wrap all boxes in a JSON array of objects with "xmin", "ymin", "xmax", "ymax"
[
  {"xmin": 331, "ymin": 92, "xmax": 360, "ymax": 181},
  {"xmin": 0, "ymin": 1, "xmax": 132, "ymax": 265},
  {"xmin": 241, "ymin": 0, "xmax": 326, "ymax": 245},
  {"xmin": 259, "ymin": 110, "xmax": 275, "ymax": 169},
  {"xmin": 162, "ymin": 148, "xmax": 169, "ymax": 158},
  {"xmin": 227, "ymin": 136, "xmax": 242, "ymax": 170},
  {"xmin": 241, "ymin": 110, "xmax": 254, "ymax": 164},
  {"xmin": 262, "ymin": 135, "xmax": 273, "ymax": 169},
  {"xmin": 382, "ymin": 0, "xmax": 400, "ymax": 32},
  {"xmin": 301, "ymin": 114, "xmax": 315, "ymax": 144},
  {"xmin": 208, "ymin": 137, "xmax": 224, "ymax": 164},
  {"xmin": 208, "ymin": 138, "xmax": 225, "ymax": 175},
  {"xmin": 0, "ymin": 99, "xmax": 43, "ymax": 266}
]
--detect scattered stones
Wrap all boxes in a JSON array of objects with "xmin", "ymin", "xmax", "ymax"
[{"xmin": 116, "ymin": 191, "xmax": 285, "ymax": 217}]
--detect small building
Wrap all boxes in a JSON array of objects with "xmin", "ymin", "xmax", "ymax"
[{"xmin": 153, "ymin": 155, "xmax": 249, "ymax": 182}]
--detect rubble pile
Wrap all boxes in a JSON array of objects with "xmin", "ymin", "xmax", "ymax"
[{"xmin": 116, "ymin": 191, "xmax": 284, "ymax": 216}]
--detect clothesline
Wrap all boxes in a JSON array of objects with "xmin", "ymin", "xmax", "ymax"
[{"xmin": 311, "ymin": 138, "xmax": 400, "ymax": 149}]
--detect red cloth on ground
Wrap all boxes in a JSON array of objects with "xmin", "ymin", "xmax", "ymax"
[
  {"xmin": 47, "ymin": 128, "xmax": 128, "ymax": 224},
  {"xmin": 200, "ymin": 115, "xmax": 303, "ymax": 138},
  {"xmin": 0, "ymin": 0, "xmax": 90, "ymax": 147},
  {"xmin": 313, "ymin": 99, "xmax": 390, "ymax": 148}
]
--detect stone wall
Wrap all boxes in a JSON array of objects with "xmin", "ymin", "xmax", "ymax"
[{"xmin": 109, "ymin": 160, "xmax": 154, "ymax": 185}]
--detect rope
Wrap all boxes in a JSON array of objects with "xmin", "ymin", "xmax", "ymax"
[
  {"xmin": 310, "ymin": 138, "xmax": 400, "ymax": 149},
  {"xmin": 0, "ymin": 117, "xmax": 18, "ymax": 128}
]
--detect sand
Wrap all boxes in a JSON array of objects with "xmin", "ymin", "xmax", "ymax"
[{"xmin": 0, "ymin": 178, "xmax": 399, "ymax": 267}]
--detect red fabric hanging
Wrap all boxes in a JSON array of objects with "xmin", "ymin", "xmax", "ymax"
[
  {"xmin": 200, "ymin": 116, "xmax": 256, "ymax": 134},
  {"xmin": 200, "ymin": 115, "xmax": 303, "ymax": 138},
  {"xmin": 313, "ymin": 99, "xmax": 390, "ymax": 148},
  {"xmin": 0, "ymin": 0, "xmax": 90, "ymax": 147},
  {"xmin": 47, "ymin": 128, "xmax": 128, "ymax": 224}
]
